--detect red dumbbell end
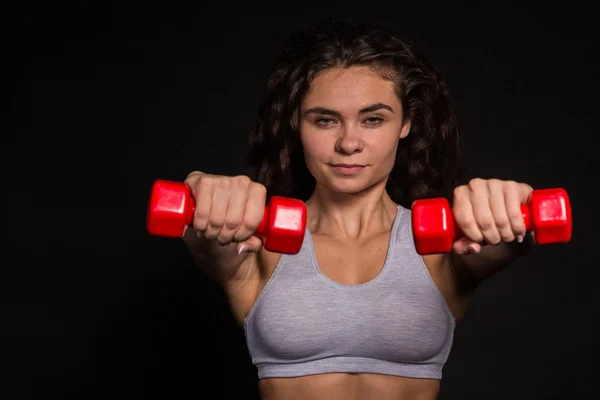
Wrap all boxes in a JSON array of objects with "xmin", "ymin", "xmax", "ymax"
[
  {"xmin": 261, "ymin": 196, "xmax": 307, "ymax": 254},
  {"xmin": 147, "ymin": 180, "xmax": 194, "ymax": 238},
  {"xmin": 412, "ymin": 197, "xmax": 456, "ymax": 255},
  {"xmin": 530, "ymin": 188, "xmax": 572, "ymax": 245}
]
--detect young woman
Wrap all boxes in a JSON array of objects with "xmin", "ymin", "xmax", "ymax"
[{"xmin": 182, "ymin": 19, "xmax": 534, "ymax": 400}]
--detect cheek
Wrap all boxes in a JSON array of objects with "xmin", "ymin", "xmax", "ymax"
[
  {"xmin": 369, "ymin": 134, "xmax": 399, "ymax": 157},
  {"xmin": 369, "ymin": 137, "xmax": 400, "ymax": 173},
  {"xmin": 383, "ymin": 141, "xmax": 400, "ymax": 159},
  {"xmin": 300, "ymin": 133, "xmax": 329, "ymax": 162}
]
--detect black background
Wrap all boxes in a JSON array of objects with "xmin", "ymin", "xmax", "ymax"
[{"xmin": 6, "ymin": 2, "xmax": 598, "ymax": 399}]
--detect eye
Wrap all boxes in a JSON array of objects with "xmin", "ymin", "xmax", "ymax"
[
  {"xmin": 364, "ymin": 115, "xmax": 384, "ymax": 126},
  {"xmin": 315, "ymin": 117, "xmax": 336, "ymax": 127}
]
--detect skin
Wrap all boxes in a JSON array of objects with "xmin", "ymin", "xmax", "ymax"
[{"xmin": 183, "ymin": 66, "xmax": 534, "ymax": 399}]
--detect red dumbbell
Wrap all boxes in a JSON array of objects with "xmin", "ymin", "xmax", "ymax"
[
  {"xmin": 146, "ymin": 179, "xmax": 307, "ymax": 254},
  {"xmin": 411, "ymin": 188, "xmax": 572, "ymax": 255}
]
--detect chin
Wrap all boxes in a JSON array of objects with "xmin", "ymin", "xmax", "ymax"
[{"xmin": 322, "ymin": 175, "xmax": 381, "ymax": 195}]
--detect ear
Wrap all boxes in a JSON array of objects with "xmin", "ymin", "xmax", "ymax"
[{"xmin": 399, "ymin": 119, "xmax": 411, "ymax": 139}]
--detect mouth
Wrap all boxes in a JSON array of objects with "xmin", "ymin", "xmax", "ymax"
[{"xmin": 330, "ymin": 164, "xmax": 366, "ymax": 174}]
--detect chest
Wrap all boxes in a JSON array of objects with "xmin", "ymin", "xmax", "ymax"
[
  {"xmin": 311, "ymin": 232, "xmax": 391, "ymax": 285},
  {"xmin": 249, "ymin": 268, "xmax": 454, "ymax": 363}
]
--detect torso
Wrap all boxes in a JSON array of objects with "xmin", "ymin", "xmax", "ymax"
[{"xmin": 224, "ymin": 205, "xmax": 469, "ymax": 400}]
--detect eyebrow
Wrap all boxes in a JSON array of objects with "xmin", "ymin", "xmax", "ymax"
[{"xmin": 303, "ymin": 102, "xmax": 395, "ymax": 117}]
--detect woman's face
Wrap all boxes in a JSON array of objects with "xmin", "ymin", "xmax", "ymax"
[{"xmin": 299, "ymin": 66, "xmax": 411, "ymax": 196}]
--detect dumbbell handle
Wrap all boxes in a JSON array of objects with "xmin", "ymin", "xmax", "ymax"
[{"xmin": 455, "ymin": 204, "xmax": 533, "ymax": 240}]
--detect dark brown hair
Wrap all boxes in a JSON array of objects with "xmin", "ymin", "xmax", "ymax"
[{"xmin": 245, "ymin": 18, "xmax": 464, "ymax": 208}]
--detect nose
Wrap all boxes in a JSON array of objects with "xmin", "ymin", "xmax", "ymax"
[{"xmin": 335, "ymin": 126, "xmax": 364, "ymax": 155}]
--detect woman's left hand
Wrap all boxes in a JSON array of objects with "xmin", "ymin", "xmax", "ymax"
[{"xmin": 452, "ymin": 178, "xmax": 534, "ymax": 255}]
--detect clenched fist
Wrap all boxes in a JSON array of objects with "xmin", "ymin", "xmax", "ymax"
[
  {"xmin": 184, "ymin": 171, "xmax": 267, "ymax": 253},
  {"xmin": 452, "ymin": 178, "xmax": 533, "ymax": 254}
]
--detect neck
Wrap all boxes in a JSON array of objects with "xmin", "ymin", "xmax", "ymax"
[{"xmin": 306, "ymin": 180, "xmax": 398, "ymax": 239}]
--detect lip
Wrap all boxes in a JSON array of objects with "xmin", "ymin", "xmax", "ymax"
[{"xmin": 330, "ymin": 164, "xmax": 366, "ymax": 175}]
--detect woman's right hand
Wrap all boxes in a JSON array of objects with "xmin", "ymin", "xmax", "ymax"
[{"xmin": 184, "ymin": 171, "xmax": 267, "ymax": 254}]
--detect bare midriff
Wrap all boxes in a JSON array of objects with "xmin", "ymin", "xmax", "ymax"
[{"xmin": 258, "ymin": 373, "xmax": 440, "ymax": 400}]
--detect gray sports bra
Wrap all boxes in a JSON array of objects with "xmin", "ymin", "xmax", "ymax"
[{"xmin": 243, "ymin": 205, "xmax": 456, "ymax": 379}]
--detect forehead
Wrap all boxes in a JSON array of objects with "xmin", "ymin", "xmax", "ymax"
[{"xmin": 302, "ymin": 66, "xmax": 399, "ymax": 110}]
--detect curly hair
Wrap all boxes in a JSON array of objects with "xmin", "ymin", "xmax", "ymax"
[{"xmin": 245, "ymin": 18, "xmax": 464, "ymax": 209}]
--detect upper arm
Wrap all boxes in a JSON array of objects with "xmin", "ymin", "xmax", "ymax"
[
  {"xmin": 182, "ymin": 229, "xmax": 280, "ymax": 324},
  {"xmin": 423, "ymin": 236, "xmax": 533, "ymax": 322},
  {"xmin": 423, "ymin": 253, "xmax": 473, "ymax": 322}
]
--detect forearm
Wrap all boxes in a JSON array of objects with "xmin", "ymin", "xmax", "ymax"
[
  {"xmin": 454, "ymin": 234, "xmax": 535, "ymax": 283},
  {"xmin": 182, "ymin": 227, "xmax": 249, "ymax": 284}
]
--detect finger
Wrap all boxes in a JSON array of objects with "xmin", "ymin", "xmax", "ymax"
[
  {"xmin": 470, "ymin": 186, "xmax": 501, "ymax": 245},
  {"xmin": 204, "ymin": 185, "xmax": 230, "ymax": 242},
  {"xmin": 453, "ymin": 236, "xmax": 481, "ymax": 255},
  {"xmin": 453, "ymin": 187, "xmax": 483, "ymax": 243},
  {"xmin": 219, "ymin": 188, "xmax": 248, "ymax": 244},
  {"xmin": 234, "ymin": 183, "xmax": 267, "ymax": 242},
  {"xmin": 518, "ymin": 182, "xmax": 534, "ymax": 204},
  {"xmin": 505, "ymin": 182, "xmax": 527, "ymax": 241},
  {"xmin": 236, "ymin": 236, "xmax": 264, "ymax": 254},
  {"xmin": 488, "ymin": 181, "xmax": 514, "ymax": 243},
  {"xmin": 191, "ymin": 178, "xmax": 213, "ymax": 233}
]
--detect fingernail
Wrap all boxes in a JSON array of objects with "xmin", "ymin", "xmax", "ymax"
[
  {"xmin": 237, "ymin": 245, "xmax": 247, "ymax": 254},
  {"xmin": 468, "ymin": 244, "xmax": 479, "ymax": 254},
  {"xmin": 516, "ymin": 235, "xmax": 524, "ymax": 243}
]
